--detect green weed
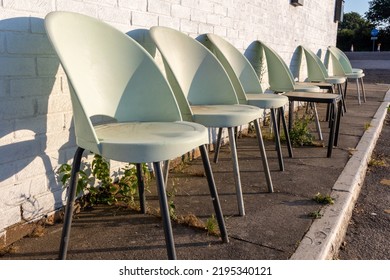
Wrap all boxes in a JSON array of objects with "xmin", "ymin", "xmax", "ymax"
[
  {"xmin": 289, "ymin": 115, "xmax": 314, "ymax": 146},
  {"xmin": 308, "ymin": 211, "xmax": 323, "ymax": 219},
  {"xmin": 205, "ymin": 215, "xmax": 218, "ymax": 235},
  {"xmin": 57, "ymin": 154, "xmax": 150, "ymax": 209},
  {"xmin": 313, "ymin": 192, "xmax": 334, "ymax": 205}
]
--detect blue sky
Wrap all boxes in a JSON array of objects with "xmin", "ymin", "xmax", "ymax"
[{"xmin": 344, "ymin": 0, "xmax": 370, "ymax": 17}]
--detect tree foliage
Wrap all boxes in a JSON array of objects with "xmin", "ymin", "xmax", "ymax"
[
  {"xmin": 366, "ymin": 0, "xmax": 390, "ymax": 27},
  {"xmin": 339, "ymin": 12, "xmax": 372, "ymax": 30},
  {"xmin": 337, "ymin": 12, "xmax": 374, "ymax": 51}
]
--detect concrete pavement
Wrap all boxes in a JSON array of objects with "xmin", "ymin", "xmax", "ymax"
[{"xmin": 0, "ymin": 69, "xmax": 389, "ymax": 260}]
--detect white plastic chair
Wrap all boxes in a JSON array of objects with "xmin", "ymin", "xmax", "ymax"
[
  {"xmin": 149, "ymin": 26, "xmax": 273, "ymax": 217},
  {"xmin": 45, "ymin": 11, "xmax": 228, "ymax": 260}
]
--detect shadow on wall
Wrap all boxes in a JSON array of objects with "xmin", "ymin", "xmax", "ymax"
[
  {"xmin": 0, "ymin": 17, "xmax": 74, "ymax": 224},
  {"xmin": 289, "ymin": 47, "xmax": 302, "ymax": 80}
]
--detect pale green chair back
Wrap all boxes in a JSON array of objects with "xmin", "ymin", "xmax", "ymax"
[
  {"xmin": 45, "ymin": 12, "xmax": 230, "ymax": 261},
  {"xmin": 328, "ymin": 46, "xmax": 354, "ymax": 73},
  {"xmin": 197, "ymin": 33, "xmax": 293, "ymax": 167},
  {"xmin": 327, "ymin": 46, "xmax": 366, "ymax": 105},
  {"xmin": 299, "ymin": 45, "xmax": 330, "ymax": 82},
  {"xmin": 197, "ymin": 33, "xmax": 263, "ymax": 105},
  {"xmin": 45, "ymin": 12, "xmax": 182, "ymax": 155},
  {"xmin": 149, "ymin": 26, "xmax": 238, "ymax": 121},
  {"xmin": 150, "ymin": 27, "xmax": 275, "ymax": 214},
  {"xmin": 245, "ymin": 41, "xmax": 296, "ymax": 92}
]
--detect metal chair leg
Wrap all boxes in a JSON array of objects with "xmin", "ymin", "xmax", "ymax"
[
  {"xmin": 136, "ymin": 163, "xmax": 146, "ymax": 214},
  {"xmin": 356, "ymin": 78, "xmax": 361, "ymax": 105},
  {"xmin": 163, "ymin": 160, "xmax": 170, "ymax": 187},
  {"xmin": 327, "ymin": 102, "xmax": 338, "ymax": 158},
  {"xmin": 338, "ymin": 83, "xmax": 346, "ymax": 114},
  {"xmin": 313, "ymin": 103, "xmax": 323, "ymax": 141},
  {"xmin": 279, "ymin": 107, "xmax": 293, "ymax": 158},
  {"xmin": 59, "ymin": 147, "xmax": 85, "ymax": 260},
  {"xmin": 326, "ymin": 103, "xmax": 331, "ymax": 122},
  {"xmin": 360, "ymin": 77, "xmax": 366, "ymax": 102},
  {"xmin": 199, "ymin": 145, "xmax": 229, "ymax": 243},
  {"xmin": 335, "ymin": 99, "xmax": 343, "ymax": 147},
  {"xmin": 228, "ymin": 127, "xmax": 245, "ymax": 216},
  {"xmin": 271, "ymin": 109, "xmax": 284, "ymax": 171},
  {"xmin": 214, "ymin": 127, "xmax": 223, "ymax": 163},
  {"xmin": 343, "ymin": 79, "xmax": 348, "ymax": 113},
  {"xmin": 253, "ymin": 119, "xmax": 273, "ymax": 193},
  {"xmin": 288, "ymin": 100, "xmax": 294, "ymax": 132},
  {"xmin": 153, "ymin": 162, "xmax": 177, "ymax": 260}
]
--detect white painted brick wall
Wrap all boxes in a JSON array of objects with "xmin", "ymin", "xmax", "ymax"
[{"xmin": 0, "ymin": 0, "xmax": 339, "ymax": 235}]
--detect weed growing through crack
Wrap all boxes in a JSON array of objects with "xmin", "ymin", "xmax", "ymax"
[
  {"xmin": 289, "ymin": 114, "xmax": 315, "ymax": 147},
  {"xmin": 205, "ymin": 215, "xmax": 218, "ymax": 235},
  {"xmin": 313, "ymin": 192, "xmax": 334, "ymax": 205}
]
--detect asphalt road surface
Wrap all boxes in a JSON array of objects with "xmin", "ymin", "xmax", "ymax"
[{"xmin": 337, "ymin": 110, "xmax": 390, "ymax": 260}]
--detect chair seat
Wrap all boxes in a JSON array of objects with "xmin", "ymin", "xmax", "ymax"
[
  {"xmin": 246, "ymin": 93, "xmax": 288, "ymax": 109},
  {"xmin": 297, "ymin": 81, "xmax": 333, "ymax": 88},
  {"xmin": 352, "ymin": 68, "xmax": 363, "ymax": 74},
  {"xmin": 293, "ymin": 83, "xmax": 321, "ymax": 92},
  {"xmin": 191, "ymin": 104, "xmax": 262, "ymax": 127},
  {"xmin": 346, "ymin": 72, "xmax": 365, "ymax": 79},
  {"xmin": 325, "ymin": 76, "xmax": 346, "ymax": 84},
  {"xmin": 94, "ymin": 121, "xmax": 208, "ymax": 163}
]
